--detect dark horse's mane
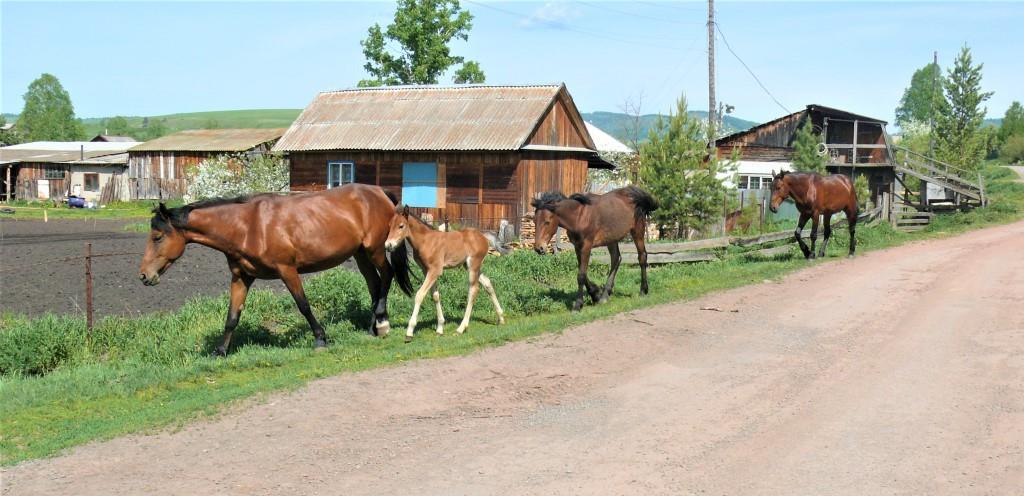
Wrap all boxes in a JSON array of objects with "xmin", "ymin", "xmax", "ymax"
[
  {"xmin": 151, "ymin": 195, "xmax": 253, "ymax": 232},
  {"xmin": 531, "ymin": 191, "xmax": 591, "ymax": 211}
]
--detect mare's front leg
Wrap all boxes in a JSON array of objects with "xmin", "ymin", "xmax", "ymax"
[
  {"xmin": 406, "ymin": 268, "xmax": 440, "ymax": 343},
  {"xmin": 214, "ymin": 265, "xmax": 254, "ymax": 357},
  {"xmin": 573, "ymin": 241, "xmax": 597, "ymax": 312},
  {"xmin": 809, "ymin": 213, "xmax": 820, "ymax": 260},
  {"xmin": 279, "ymin": 266, "xmax": 328, "ymax": 349},
  {"xmin": 599, "ymin": 243, "xmax": 622, "ymax": 303},
  {"xmin": 819, "ymin": 213, "xmax": 833, "ymax": 258},
  {"xmin": 354, "ymin": 250, "xmax": 384, "ymax": 336},
  {"xmin": 795, "ymin": 213, "xmax": 812, "ymax": 259}
]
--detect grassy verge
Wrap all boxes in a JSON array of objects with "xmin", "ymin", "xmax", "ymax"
[
  {"xmin": 0, "ymin": 200, "xmax": 182, "ymax": 221},
  {"xmin": 1, "ymin": 165, "xmax": 1021, "ymax": 465}
]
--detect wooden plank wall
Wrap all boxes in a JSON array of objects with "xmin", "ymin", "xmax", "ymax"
[
  {"xmin": 526, "ymin": 98, "xmax": 589, "ymax": 148},
  {"xmin": 15, "ymin": 163, "xmax": 68, "ymax": 200}
]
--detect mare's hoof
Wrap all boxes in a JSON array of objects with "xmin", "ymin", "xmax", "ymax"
[
  {"xmin": 571, "ymin": 302, "xmax": 583, "ymax": 312},
  {"xmin": 210, "ymin": 348, "xmax": 226, "ymax": 358},
  {"xmin": 314, "ymin": 338, "xmax": 328, "ymax": 349}
]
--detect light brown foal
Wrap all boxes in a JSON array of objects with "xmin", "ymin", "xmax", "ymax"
[{"xmin": 385, "ymin": 206, "xmax": 506, "ymax": 342}]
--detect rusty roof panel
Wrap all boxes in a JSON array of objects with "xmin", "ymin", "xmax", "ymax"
[
  {"xmin": 274, "ymin": 85, "xmax": 568, "ymax": 152},
  {"xmin": 129, "ymin": 128, "xmax": 286, "ymax": 152}
]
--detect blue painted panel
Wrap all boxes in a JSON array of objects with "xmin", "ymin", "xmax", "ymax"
[{"xmin": 402, "ymin": 162, "xmax": 437, "ymax": 207}]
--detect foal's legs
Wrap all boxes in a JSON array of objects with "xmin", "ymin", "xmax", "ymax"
[
  {"xmin": 457, "ymin": 258, "xmax": 482, "ymax": 334},
  {"xmin": 819, "ymin": 213, "xmax": 833, "ymax": 258},
  {"xmin": 795, "ymin": 212, "xmax": 812, "ymax": 259},
  {"xmin": 478, "ymin": 273, "xmax": 505, "ymax": 325},
  {"xmin": 599, "ymin": 242, "xmax": 622, "ymax": 303},
  {"xmin": 354, "ymin": 250, "xmax": 383, "ymax": 336},
  {"xmin": 406, "ymin": 268, "xmax": 441, "ymax": 343},
  {"xmin": 432, "ymin": 282, "xmax": 445, "ymax": 335},
  {"xmin": 214, "ymin": 265, "xmax": 254, "ymax": 357},
  {"xmin": 631, "ymin": 222, "xmax": 650, "ymax": 295},
  {"xmin": 279, "ymin": 266, "xmax": 328, "ymax": 349}
]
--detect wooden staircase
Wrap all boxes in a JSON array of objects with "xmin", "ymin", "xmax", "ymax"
[{"xmin": 892, "ymin": 146, "xmax": 986, "ymax": 208}]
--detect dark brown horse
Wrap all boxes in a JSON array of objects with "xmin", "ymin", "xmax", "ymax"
[
  {"xmin": 531, "ymin": 186, "xmax": 658, "ymax": 312},
  {"xmin": 385, "ymin": 206, "xmax": 507, "ymax": 342},
  {"xmin": 769, "ymin": 170, "xmax": 858, "ymax": 259},
  {"xmin": 138, "ymin": 184, "xmax": 414, "ymax": 356}
]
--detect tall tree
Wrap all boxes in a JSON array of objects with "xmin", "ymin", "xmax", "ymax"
[
  {"xmin": 791, "ymin": 118, "xmax": 827, "ymax": 173},
  {"xmin": 999, "ymin": 101, "xmax": 1024, "ymax": 143},
  {"xmin": 18, "ymin": 73, "xmax": 84, "ymax": 141},
  {"xmin": 101, "ymin": 116, "xmax": 131, "ymax": 136},
  {"xmin": 639, "ymin": 95, "xmax": 728, "ymax": 238},
  {"xmin": 358, "ymin": 0, "xmax": 485, "ymax": 87},
  {"xmin": 934, "ymin": 46, "xmax": 993, "ymax": 172},
  {"xmin": 895, "ymin": 62, "xmax": 943, "ymax": 129}
]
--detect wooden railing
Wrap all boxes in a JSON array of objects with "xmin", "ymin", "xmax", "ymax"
[{"xmin": 892, "ymin": 146, "xmax": 985, "ymax": 204}]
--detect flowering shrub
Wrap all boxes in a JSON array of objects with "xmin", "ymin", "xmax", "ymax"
[{"xmin": 186, "ymin": 152, "xmax": 289, "ymax": 201}]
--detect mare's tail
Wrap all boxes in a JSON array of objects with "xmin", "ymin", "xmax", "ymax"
[{"xmin": 383, "ymin": 188, "xmax": 415, "ymax": 295}]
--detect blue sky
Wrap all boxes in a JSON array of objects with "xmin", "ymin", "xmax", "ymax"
[{"xmin": 2, "ymin": 1, "xmax": 1022, "ymax": 125}]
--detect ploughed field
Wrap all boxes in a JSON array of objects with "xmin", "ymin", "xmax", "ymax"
[{"xmin": 0, "ymin": 219, "xmax": 307, "ymax": 318}]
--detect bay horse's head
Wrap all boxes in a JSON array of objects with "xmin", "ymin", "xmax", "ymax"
[
  {"xmin": 139, "ymin": 203, "xmax": 188, "ymax": 286},
  {"xmin": 385, "ymin": 205, "xmax": 412, "ymax": 252},
  {"xmin": 530, "ymin": 191, "xmax": 568, "ymax": 255},
  {"xmin": 769, "ymin": 170, "xmax": 790, "ymax": 213}
]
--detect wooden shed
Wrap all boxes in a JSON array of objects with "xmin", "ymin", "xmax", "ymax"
[
  {"xmin": 274, "ymin": 84, "xmax": 612, "ymax": 233},
  {"xmin": 127, "ymin": 128, "xmax": 285, "ymax": 200},
  {"xmin": 0, "ymin": 142, "xmax": 136, "ymax": 203},
  {"xmin": 715, "ymin": 104, "xmax": 896, "ymax": 204}
]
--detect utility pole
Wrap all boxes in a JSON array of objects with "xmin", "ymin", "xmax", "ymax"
[
  {"xmin": 707, "ymin": 0, "xmax": 716, "ymax": 155},
  {"xmin": 929, "ymin": 50, "xmax": 938, "ymax": 157}
]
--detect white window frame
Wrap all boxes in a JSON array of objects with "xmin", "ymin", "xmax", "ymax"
[{"xmin": 327, "ymin": 161, "xmax": 355, "ymax": 189}]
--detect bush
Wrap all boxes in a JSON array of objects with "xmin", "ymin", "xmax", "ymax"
[
  {"xmin": 1000, "ymin": 134, "xmax": 1024, "ymax": 164},
  {"xmin": 186, "ymin": 152, "xmax": 289, "ymax": 201}
]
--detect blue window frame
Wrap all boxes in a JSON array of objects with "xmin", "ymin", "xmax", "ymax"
[
  {"xmin": 327, "ymin": 161, "xmax": 354, "ymax": 188},
  {"xmin": 402, "ymin": 162, "xmax": 437, "ymax": 207}
]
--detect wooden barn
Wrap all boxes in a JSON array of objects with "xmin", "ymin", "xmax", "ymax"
[
  {"xmin": 127, "ymin": 128, "xmax": 285, "ymax": 200},
  {"xmin": 715, "ymin": 104, "xmax": 896, "ymax": 204},
  {"xmin": 0, "ymin": 141, "xmax": 136, "ymax": 203},
  {"xmin": 274, "ymin": 84, "xmax": 612, "ymax": 233}
]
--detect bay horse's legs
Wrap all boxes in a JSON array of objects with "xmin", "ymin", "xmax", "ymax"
[
  {"xmin": 809, "ymin": 213, "xmax": 820, "ymax": 260},
  {"xmin": 478, "ymin": 273, "xmax": 505, "ymax": 325},
  {"xmin": 599, "ymin": 243, "xmax": 622, "ymax": 303},
  {"xmin": 368, "ymin": 247, "xmax": 395, "ymax": 336},
  {"xmin": 819, "ymin": 213, "xmax": 833, "ymax": 258},
  {"xmin": 353, "ymin": 250, "xmax": 384, "ymax": 336},
  {"xmin": 846, "ymin": 205, "xmax": 858, "ymax": 257},
  {"xmin": 795, "ymin": 213, "xmax": 812, "ymax": 259},
  {"xmin": 631, "ymin": 222, "xmax": 650, "ymax": 295},
  {"xmin": 214, "ymin": 268, "xmax": 254, "ymax": 357},
  {"xmin": 572, "ymin": 241, "xmax": 599, "ymax": 312},
  {"xmin": 278, "ymin": 266, "xmax": 328, "ymax": 349},
  {"xmin": 457, "ymin": 258, "xmax": 482, "ymax": 334},
  {"xmin": 406, "ymin": 268, "xmax": 440, "ymax": 342},
  {"xmin": 431, "ymin": 282, "xmax": 445, "ymax": 335}
]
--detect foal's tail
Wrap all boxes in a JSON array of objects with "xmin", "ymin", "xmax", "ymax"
[
  {"xmin": 483, "ymin": 232, "xmax": 511, "ymax": 256},
  {"xmin": 622, "ymin": 185, "xmax": 659, "ymax": 220}
]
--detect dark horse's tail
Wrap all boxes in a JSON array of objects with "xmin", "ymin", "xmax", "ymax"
[
  {"xmin": 622, "ymin": 185, "xmax": 659, "ymax": 221},
  {"xmin": 384, "ymin": 191, "xmax": 415, "ymax": 296}
]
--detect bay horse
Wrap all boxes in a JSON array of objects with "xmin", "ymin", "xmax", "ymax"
[
  {"xmin": 531, "ymin": 186, "xmax": 659, "ymax": 312},
  {"xmin": 138, "ymin": 184, "xmax": 414, "ymax": 356},
  {"xmin": 769, "ymin": 170, "xmax": 858, "ymax": 259},
  {"xmin": 385, "ymin": 206, "xmax": 507, "ymax": 342}
]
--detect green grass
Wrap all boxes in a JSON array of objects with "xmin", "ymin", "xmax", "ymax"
[
  {"xmin": 1, "ymin": 200, "xmax": 183, "ymax": 221},
  {"xmin": 1, "ymin": 163, "xmax": 1021, "ymax": 466}
]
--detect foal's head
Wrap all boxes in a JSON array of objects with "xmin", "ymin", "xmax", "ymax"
[
  {"xmin": 139, "ymin": 203, "xmax": 188, "ymax": 286},
  {"xmin": 385, "ymin": 205, "xmax": 413, "ymax": 252},
  {"xmin": 769, "ymin": 170, "xmax": 791, "ymax": 213}
]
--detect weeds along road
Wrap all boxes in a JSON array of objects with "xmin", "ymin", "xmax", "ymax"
[{"xmin": 5, "ymin": 220, "xmax": 1023, "ymax": 495}]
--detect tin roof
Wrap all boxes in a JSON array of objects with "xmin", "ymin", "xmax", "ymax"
[
  {"xmin": 585, "ymin": 122, "xmax": 632, "ymax": 153},
  {"xmin": 274, "ymin": 84, "xmax": 589, "ymax": 152},
  {"xmin": 0, "ymin": 141, "xmax": 136, "ymax": 165},
  {"xmin": 91, "ymin": 135, "xmax": 138, "ymax": 142},
  {"xmin": 129, "ymin": 128, "xmax": 286, "ymax": 152}
]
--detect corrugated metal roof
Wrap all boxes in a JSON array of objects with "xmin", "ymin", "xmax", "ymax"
[
  {"xmin": 0, "ymin": 142, "xmax": 136, "ymax": 165},
  {"xmin": 91, "ymin": 135, "xmax": 137, "ymax": 142},
  {"xmin": 129, "ymin": 128, "xmax": 286, "ymax": 152},
  {"xmin": 585, "ymin": 122, "xmax": 632, "ymax": 153},
  {"xmin": 274, "ymin": 84, "xmax": 571, "ymax": 152}
]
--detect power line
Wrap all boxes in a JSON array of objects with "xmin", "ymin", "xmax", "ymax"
[
  {"xmin": 636, "ymin": 1, "xmax": 705, "ymax": 12},
  {"xmin": 465, "ymin": 0, "xmax": 690, "ymax": 50},
  {"xmin": 714, "ymin": 23, "xmax": 791, "ymax": 114},
  {"xmin": 574, "ymin": 1, "xmax": 701, "ymax": 25}
]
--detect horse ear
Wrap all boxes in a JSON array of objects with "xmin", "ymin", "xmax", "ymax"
[
  {"xmin": 402, "ymin": 205, "xmax": 410, "ymax": 217},
  {"xmin": 158, "ymin": 202, "xmax": 170, "ymax": 219}
]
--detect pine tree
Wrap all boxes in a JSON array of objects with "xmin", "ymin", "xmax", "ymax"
[
  {"xmin": 791, "ymin": 118, "xmax": 827, "ymax": 173},
  {"xmin": 639, "ymin": 96, "xmax": 728, "ymax": 238},
  {"xmin": 934, "ymin": 46, "xmax": 993, "ymax": 172}
]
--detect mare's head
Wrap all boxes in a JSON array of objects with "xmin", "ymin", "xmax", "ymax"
[
  {"xmin": 769, "ymin": 170, "xmax": 791, "ymax": 213},
  {"xmin": 139, "ymin": 203, "xmax": 188, "ymax": 286},
  {"xmin": 530, "ymin": 191, "xmax": 570, "ymax": 255},
  {"xmin": 385, "ymin": 205, "xmax": 413, "ymax": 252}
]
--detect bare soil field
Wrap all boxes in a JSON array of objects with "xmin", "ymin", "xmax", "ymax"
[
  {"xmin": 0, "ymin": 219, "xmax": 316, "ymax": 318},
  {"xmin": 3, "ymin": 220, "xmax": 1023, "ymax": 495}
]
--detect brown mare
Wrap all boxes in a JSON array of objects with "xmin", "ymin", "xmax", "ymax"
[
  {"xmin": 385, "ymin": 206, "xmax": 507, "ymax": 342},
  {"xmin": 769, "ymin": 170, "xmax": 859, "ymax": 259},
  {"xmin": 531, "ymin": 186, "xmax": 659, "ymax": 312},
  {"xmin": 138, "ymin": 184, "xmax": 414, "ymax": 356}
]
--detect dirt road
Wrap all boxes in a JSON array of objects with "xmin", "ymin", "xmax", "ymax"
[{"xmin": 4, "ymin": 221, "xmax": 1023, "ymax": 495}]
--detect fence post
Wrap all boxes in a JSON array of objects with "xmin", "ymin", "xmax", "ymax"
[{"xmin": 84, "ymin": 242, "xmax": 94, "ymax": 333}]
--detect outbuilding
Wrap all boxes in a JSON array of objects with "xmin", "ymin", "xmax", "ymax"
[
  {"xmin": 0, "ymin": 141, "xmax": 136, "ymax": 203},
  {"xmin": 274, "ymin": 84, "xmax": 612, "ymax": 233}
]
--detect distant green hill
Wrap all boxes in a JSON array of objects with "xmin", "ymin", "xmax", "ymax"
[{"xmin": 582, "ymin": 111, "xmax": 759, "ymax": 145}]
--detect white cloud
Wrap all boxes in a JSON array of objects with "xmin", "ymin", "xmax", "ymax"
[{"xmin": 519, "ymin": 2, "xmax": 582, "ymax": 30}]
